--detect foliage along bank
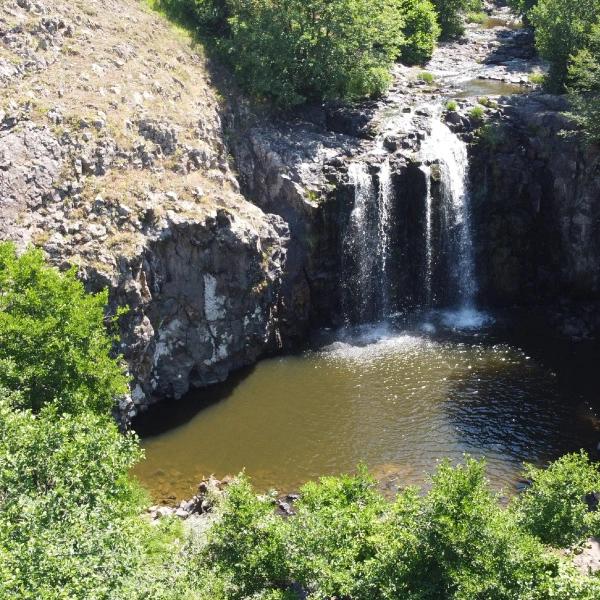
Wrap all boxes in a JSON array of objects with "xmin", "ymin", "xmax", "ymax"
[
  {"xmin": 510, "ymin": 0, "xmax": 600, "ymax": 143},
  {"xmin": 149, "ymin": 0, "xmax": 483, "ymax": 107}
]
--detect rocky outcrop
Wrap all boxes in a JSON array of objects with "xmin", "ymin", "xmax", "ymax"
[
  {"xmin": 228, "ymin": 110, "xmax": 363, "ymax": 334},
  {"xmin": 0, "ymin": 0, "xmax": 291, "ymax": 413},
  {"xmin": 88, "ymin": 206, "xmax": 288, "ymax": 418},
  {"xmin": 469, "ymin": 94, "xmax": 600, "ymax": 336}
]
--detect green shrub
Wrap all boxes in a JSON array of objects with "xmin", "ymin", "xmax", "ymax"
[
  {"xmin": 508, "ymin": 0, "xmax": 538, "ymax": 19},
  {"xmin": 203, "ymin": 475, "xmax": 290, "ymax": 599},
  {"xmin": 529, "ymin": 0, "xmax": 600, "ymax": 91},
  {"xmin": 469, "ymin": 105, "xmax": 485, "ymax": 120},
  {"xmin": 568, "ymin": 24, "xmax": 600, "ymax": 144},
  {"xmin": 398, "ymin": 0, "xmax": 441, "ymax": 65},
  {"xmin": 466, "ymin": 10, "xmax": 487, "ymax": 23},
  {"xmin": 192, "ymin": 458, "xmax": 600, "ymax": 599},
  {"xmin": 407, "ymin": 458, "xmax": 590, "ymax": 599},
  {"xmin": 477, "ymin": 96, "xmax": 497, "ymax": 108},
  {"xmin": 0, "ymin": 396, "xmax": 201, "ymax": 600},
  {"xmin": 215, "ymin": 0, "xmax": 406, "ymax": 106},
  {"xmin": 0, "ymin": 399, "xmax": 138, "ymax": 598},
  {"xmin": 529, "ymin": 71, "xmax": 547, "ymax": 85},
  {"xmin": 153, "ymin": 1, "xmax": 444, "ymax": 106},
  {"xmin": 431, "ymin": 0, "xmax": 471, "ymax": 40},
  {"xmin": 446, "ymin": 99, "xmax": 458, "ymax": 110},
  {"xmin": 0, "ymin": 242, "xmax": 128, "ymax": 415},
  {"xmin": 514, "ymin": 452, "xmax": 600, "ymax": 547},
  {"xmin": 289, "ymin": 468, "xmax": 386, "ymax": 598},
  {"xmin": 418, "ymin": 70, "xmax": 436, "ymax": 83}
]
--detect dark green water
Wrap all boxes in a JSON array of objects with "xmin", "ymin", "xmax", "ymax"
[{"xmin": 133, "ymin": 311, "xmax": 600, "ymax": 502}]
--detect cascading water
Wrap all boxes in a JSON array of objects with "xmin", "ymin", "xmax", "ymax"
[
  {"xmin": 377, "ymin": 159, "xmax": 393, "ymax": 317},
  {"xmin": 343, "ymin": 106, "xmax": 486, "ymax": 328},
  {"xmin": 420, "ymin": 164, "xmax": 433, "ymax": 306},
  {"xmin": 343, "ymin": 160, "xmax": 394, "ymax": 324},
  {"xmin": 420, "ymin": 111, "xmax": 483, "ymax": 326},
  {"xmin": 344, "ymin": 162, "xmax": 377, "ymax": 323}
]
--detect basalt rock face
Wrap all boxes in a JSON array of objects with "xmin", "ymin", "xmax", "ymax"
[
  {"xmin": 83, "ymin": 208, "xmax": 289, "ymax": 416},
  {"xmin": 470, "ymin": 94, "xmax": 600, "ymax": 336},
  {"xmin": 228, "ymin": 112, "xmax": 361, "ymax": 334},
  {"xmin": 0, "ymin": 0, "xmax": 292, "ymax": 415},
  {"xmin": 470, "ymin": 96, "xmax": 600, "ymax": 300}
]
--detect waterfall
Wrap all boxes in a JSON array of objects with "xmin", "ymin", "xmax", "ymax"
[
  {"xmin": 345, "ymin": 162, "xmax": 377, "ymax": 323},
  {"xmin": 421, "ymin": 114, "xmax": 477, "ymax": 311},
  {"xmin": 377, "ymin": 159, "xmax": 393, "ymax": 317},
  {"xmin": 342, "ymin": 109, "xmax": 483, "ymax": 328},
  {"xmin": 420, "ymin": 164, "xmax": 433, "ymax": 306},
  {"xmin": 344, "ymin": 160, "xmax": 394, "ymax": 324}
]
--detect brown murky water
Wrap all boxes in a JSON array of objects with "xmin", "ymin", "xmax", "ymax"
[
  {"xmin": 454, "ymin": 78, "xmax": 530, "ymax": 98},
  {"xmin": 133, "ymin": 312, "xmax": 600, "ymax": 502},
  {"xmin": 483, "ymin": 17, "xmax": 522, "ymax": 30}
]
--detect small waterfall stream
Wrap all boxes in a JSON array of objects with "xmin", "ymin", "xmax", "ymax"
[
  {"xmin": 377, "ymin": 159, "xmax": 393, "ymax": 317},
  {"xmin": 344, "ymin": 159, "xmax": 395, "ymax": 324},
  {"xmin": 421, "ymin": 114, "xmax": 477, "ymax": 311},
  {"xmin": 420, "ymin": 164, "xmax": 434, "ymax": 306},
  {"xmin": 345, "ymin": 162, "xmax": 377, "ymax": 323}
]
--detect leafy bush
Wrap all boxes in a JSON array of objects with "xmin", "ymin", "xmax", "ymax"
[
  {"xmin": 529, "ymin": 0, "xmax": 600, "ymax": 90},
  {"xmin": 529, "ymin": 71, "xmax": 547, "ymax": 85},
  {"xmin": 154, "ymin": 0, "xmax": 444, "ymax": 106},
  {"xmin": 418, "ymin": 70, "xmax": 436, "ymax": 83},
  {"xmin": 0, "ymin": 395, "xmax": 202, "ymax": 600},
  {"xmin": 398, "ymin": 0, "xmax": 441, "ymax": 65},
  {"xmin": 408, "ymin": 458, "xmax": 577, "ymax": 599},
  {"xmin": 466, "ymin": 10, "xmax": 487, "ymax": 23},
  {"xmin": 203, "ymin": 475, "xmax": 289, "ymax": 599},
  {"xmin": 514, "ymin": 452, "xmax": 600, "ymax": 547},
  {"xmin": 477, "ymin": 96, "xmax": 497, "ymax": 108},
  {"xmin": 0, "ymin": 242, "xmax": 128, "ymax": 414},
  {"xmin": 0, "ymin": 244, "xmax": 201, "ymax": 599},
  {"xmin": 431, "ymin": 0, "xmax": 471, "ymax": 40},
  {"xmin": 0, "ymin": 398, "xmax": 138, "ymax": 598},
  {"xmin": 224, "ymin": 0, "xmax": 407, "ymax": 106},
  {"xmin": 508, "ymin": 0, "xmax": 538, "ymax": 21},
  {"xmin": 288, "ymin": 468, "xmax": 386, "ymax": 598},
  {"xmin": 568, "ymin": 23, "xmax": 600, "ymax": 144},
  {"xmin": 446, "ymin": 99, "xmax": 458, "ymax": 110},
  {"xmin": 193, "ymin": 458, "xmax": 600, "ymax": 599}
]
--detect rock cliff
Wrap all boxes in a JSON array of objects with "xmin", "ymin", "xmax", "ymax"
[
  {"xmin": 0, "ymin": 0, "xmax": 290, "ymax": 414},
  {"xmin": 469, "ymin": 94, "xmax": 600, "ymax": 337}
]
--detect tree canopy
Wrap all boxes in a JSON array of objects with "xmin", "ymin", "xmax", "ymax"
[{"xmin": 0, "ymin": 242, "xmax": 128, "ymax": 414}]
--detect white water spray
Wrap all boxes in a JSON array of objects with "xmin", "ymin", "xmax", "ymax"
[
  {"xmin": 421, "ymin": 113, "xmax": 477, "ymax": 310},
  {"xmin": 377, "ymin": 159, "xmax": 393, "ymax": 317}
]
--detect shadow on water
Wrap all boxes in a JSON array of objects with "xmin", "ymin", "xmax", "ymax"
[
  {"xmin": 441, "ymin": 311, "xmax": 600, "ymax": 467},
  {"xmin": 133, "ymin": 365, "xmax": 257, "ymax": 437}
]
